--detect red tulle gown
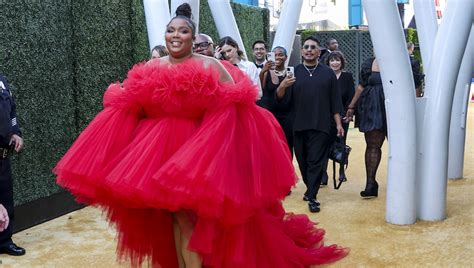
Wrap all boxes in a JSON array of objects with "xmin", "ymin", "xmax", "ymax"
[{"xmin": 54, "ymin": 58, "xmax": 348, "ymax": 267}]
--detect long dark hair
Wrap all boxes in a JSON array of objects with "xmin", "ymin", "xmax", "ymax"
[{"xmin": 218, "ymin": 36, "xmax": 245, "ymax": 60}]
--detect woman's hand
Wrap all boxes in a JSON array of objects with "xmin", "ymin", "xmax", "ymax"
[
  {"xmin": 280, "ymin": 75, "xmax": 296, "ymax": 88},
  {"xmin": 0, "ymin": 204, "xmax": 9, "ymax": 232},
  {"xmin": 261, "ymin": 61, "xmax": 273, "ymax": 74},
  {"xmin": 214, "ymin": 46, "xmax": 223, "ymax": 60},
  {"xmin": 344, "ymin": 108, "xmax": 355, "ymax": 123}
]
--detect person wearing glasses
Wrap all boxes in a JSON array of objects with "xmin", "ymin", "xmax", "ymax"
[
  {"xmin": 193, "ymin": 33, "xmax": 214, "ymax": 57},
  {"xmin": 276, "ymin": 36, "xmax": 344, "ymax": 213},
  {"xmin": 252, "ymin": 40, "xmax": 268, "ymax": 72}
]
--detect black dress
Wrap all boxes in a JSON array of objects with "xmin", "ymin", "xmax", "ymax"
[
  {"xmin": 357, "ymin": 58, "xmax": 387, "ymax": 133},
  {"xmin": 258, "ymin": 72, "xmax": 294, "ymax": 154},
  {"xmin": 329, "ymin": 72, "xmax": 355, "ymax": 143}
]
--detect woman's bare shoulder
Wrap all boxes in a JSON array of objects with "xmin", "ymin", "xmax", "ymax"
[{"xmin": 193, "ymin": 54, "xmax": 234, "ymax": 83}]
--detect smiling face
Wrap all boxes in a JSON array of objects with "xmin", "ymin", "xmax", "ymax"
[
  {"xmin": 301, "ymin": 39, "xmax": 320, "ymax": 65},
  {"xmin": 273, "ymin": 47, "xmax": 287, "ymax": 69},
  {"xmin": 253, "ymin": 43, "xmax": 267, "ymax": 62},
  {"xmin": 194, "ymin": 34, "xmax": 214, "ymax": 57},
  {"xmin": 165, "ymin": 18, "xmax": 194, "ymax": 59},
  {"xmin": 329, "ymin": 57, "xmax": 342, "ymax": 71}
]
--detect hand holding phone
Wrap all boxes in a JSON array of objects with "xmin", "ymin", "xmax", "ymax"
[
  {"xmin": 286, "ymin": 66, "xmax": 294, "ymax": 77},
  {"xmin": 266, "ymin": 52, "xmax": 275, "ymax": 62},
  {"xmin": 266, "ymin": 52, "xmax": 276, "ymax": 70}
]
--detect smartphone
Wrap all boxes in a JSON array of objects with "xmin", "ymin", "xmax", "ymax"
[
  {"xmin": 286, "ymin": 66, "xmax": 294, "ymax": 77},
  {"xmin": 266, "ymin": 52, "xmax": 275, "ymax": 62}
]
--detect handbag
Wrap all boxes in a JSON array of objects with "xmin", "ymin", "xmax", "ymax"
[{"xmin": 328, "ymin": 138, "xmax": 352, "ymax": 189}]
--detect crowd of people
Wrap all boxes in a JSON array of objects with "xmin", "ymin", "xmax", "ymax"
[{"xmin": 0, "ymin": 2, "xmax": 427, "ymax": 267}]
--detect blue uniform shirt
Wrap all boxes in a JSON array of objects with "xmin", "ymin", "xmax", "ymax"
[{"xmin": 0, "ymin": 75, "xmax": 21, "ymax": 146}]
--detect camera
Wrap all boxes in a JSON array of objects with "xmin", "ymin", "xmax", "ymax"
[{"xmin": 286, "ymin": 66, "xmax": 294, "ymax": 77}]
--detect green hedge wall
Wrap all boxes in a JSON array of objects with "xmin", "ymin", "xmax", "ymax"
[
  {"xmin": 0, "ymin": 0, "xmax": 269, "ymax": 206},
  {"xmin": 199, "ymin": 2, "xmax": 270, "ymax": 61},
  {"xmin": 0, "ymin": 0, "xmax": 76, "ymax": 204}
]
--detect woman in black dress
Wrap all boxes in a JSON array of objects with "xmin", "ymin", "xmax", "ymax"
[
  {"xmin": 324, "ymin": 51, "xmax": 355, "ymax": 182},
  {"xmin": 258, "ymin": 46, "xmax": 294, "ymax": 155},
  {"xmin": 346, "ymin": 57, "xmax": 386, "ymax": 198}
]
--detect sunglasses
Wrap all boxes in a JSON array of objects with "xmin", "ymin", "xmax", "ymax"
[
  {"xmin": 303, "ymin": 45, "xmax": 318, "ymax": 50},
  {"xmin": 193, "ymin": 42, "xmax": 212, "ymax": 50}
]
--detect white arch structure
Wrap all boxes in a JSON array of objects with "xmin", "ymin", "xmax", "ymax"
[
  {"xmin": 143, "ymin": 0, "xmax": 473, "ymax": 225},
  {"xmin": 363, "ymin": 0, "xmax": 418, "ymax": 225},
  {"xmin": 364, "ymin": 0, "xmax": 473, "ymax": 224}
]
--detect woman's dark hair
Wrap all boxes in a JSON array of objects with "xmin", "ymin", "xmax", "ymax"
[
  {"xmin": 168, "ymin": 3, "xmax": 196, "ymax": 37},
  {"xmin": 272, "ymin": 46, "xmax": 287, "ymax": 57},
  {"xmin": 218, "ymin": 36, "xmax": 245, "ymax": 60},
  {"xmin": 326, "ymin": 50, "xmax": 346, "ymax": 70},
  {"xmin": 302, "ymin": 36, "xmax": 321, "ymax": 47},
  {"xmin": 151, "ymin": 45, "xmax": 169, "ymax": 57},
  {"xmin": 252, "ymin": 40, "xmax": 268, "ymax": 50}
]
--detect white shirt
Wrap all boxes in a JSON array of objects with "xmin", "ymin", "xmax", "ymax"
[{"xmin": 236, "ymin": 60, "xmax": 262, "ymax": 99}]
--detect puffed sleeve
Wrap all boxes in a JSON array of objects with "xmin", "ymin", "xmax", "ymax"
[{"xmin": 54, "ymin": 64, "xmax": 149, "ymax": 203}]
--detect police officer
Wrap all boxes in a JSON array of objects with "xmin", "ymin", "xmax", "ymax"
[{"xmin": 0, "ymin": 73, "xmax": 25, "ymax": 256}]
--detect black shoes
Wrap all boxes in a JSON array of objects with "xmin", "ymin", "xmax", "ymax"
[
  {"xmin": 360, "ymin": 181, "xmax": 379, "ymax": 198},
  {"xmin": 303, "ymin": 194, "xmax": 321, "ymax": 212},
  {"xmin": 308, "ymin": 199, "xmax": 320, "ymax": 213},
  {"xmin": 0, "ymin": 243, "xmax": 26, "ymax": 256}
]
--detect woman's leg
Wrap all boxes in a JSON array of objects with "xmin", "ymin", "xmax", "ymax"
[
  {"xmin": 361, "ymin": 129, "xmax": 385, "ymax": 197},
  {"xmin": 174, "ymin": 212, "xmax": 202, "ymax": 268},
  {"xmin": 173, "ymin": 215, "xmax": 185, "ymax": 268}
]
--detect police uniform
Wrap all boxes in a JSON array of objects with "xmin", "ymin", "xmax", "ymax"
[{"xmin": 0, "ymin": 74, "xmax": 24, "ymax": 255}]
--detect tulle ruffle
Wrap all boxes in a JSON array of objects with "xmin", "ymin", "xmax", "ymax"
[{"xmin": 54, "ymin": 58, "xmax": 348, "ymax": 267}]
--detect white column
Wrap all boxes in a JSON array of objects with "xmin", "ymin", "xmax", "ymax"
[
  {"xmin": 170, "ymin": 0, "xmax": 200, "ymax": 33},
  {"xmin": 412, "ymin": 0, "xmax": 438, "ymax": 73},
  {"xmin": 143, "ymin": 0, "xmax": 171, "ymax": 50},
  {"xmin": 271, "ymin": 0, "xmax": 303, "ymax": 59},
  {"xmin": 362, "ymin": 0, "xmax": 418, "ymax": 225},
  {"xmin": 208, "ymin": 0, "xmax": 247, "ymax": 59},
  {"xmin": 417, "ymin": 0, "xmax": 473, "ymax": 221},
  {"xmin": 448, "ymin": 26, "xmax": 473, "ymax": 180}
]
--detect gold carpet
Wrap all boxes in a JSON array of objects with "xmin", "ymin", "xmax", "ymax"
[{"xmin": 1, "ymin": 103, "xmax": 473, "ymax": 267}]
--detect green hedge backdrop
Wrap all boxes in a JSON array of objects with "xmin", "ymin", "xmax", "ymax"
[{"xmin": 0, "ymin": 0, "xmax": 270, "ymax": 206}]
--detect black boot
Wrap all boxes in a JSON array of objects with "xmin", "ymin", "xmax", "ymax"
[{"xmin": 360, "ymin": 181, "xmax": 378, "ymax": 198}]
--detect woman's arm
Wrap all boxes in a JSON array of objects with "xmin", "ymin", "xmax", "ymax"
[
  {"xmin": 276, "ymin": 75, "xmax": 295, "ymax": 100},
  {"xmin": 345, "ymin": 84, "xmax": 363, "ymax": 122}
]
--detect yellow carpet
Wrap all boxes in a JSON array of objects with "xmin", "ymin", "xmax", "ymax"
[{"xmin": 1, "ymin": 103, "xmax": 473, "ymax": 267}]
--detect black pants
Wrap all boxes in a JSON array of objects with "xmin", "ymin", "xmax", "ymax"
[
  {"xmin": 275, "ymin": 114, "xmax": 293, "ymax": 157},
  {"xmin": 0, "ymin": 159, "xmax": 13, "ymax": 246},
  {"xmin": 294, "ymin": 130, "xmax": 330, "ymax": 200}
]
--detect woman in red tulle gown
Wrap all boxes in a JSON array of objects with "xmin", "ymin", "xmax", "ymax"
[{"xmin": 54, "ymin": 4, "xmax": 348, "ymax": 267}]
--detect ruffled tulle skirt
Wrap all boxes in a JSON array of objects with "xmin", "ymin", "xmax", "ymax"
[{"xmin": 55, "ymin": 65, "xmax": 348, "ymax": 267}]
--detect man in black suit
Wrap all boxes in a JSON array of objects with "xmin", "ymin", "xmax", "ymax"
[{"xmin": 0, "ymin": 73, "xmax": 25, "ymax": 256}]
